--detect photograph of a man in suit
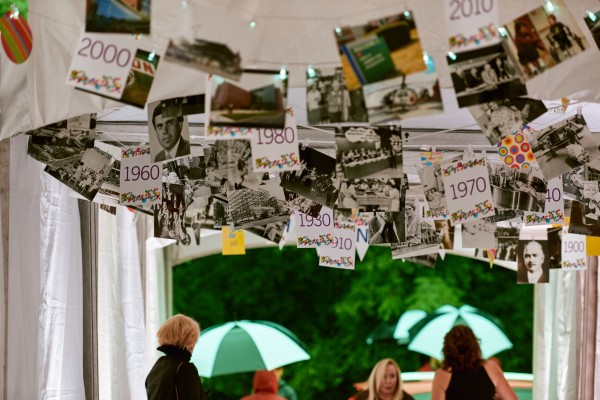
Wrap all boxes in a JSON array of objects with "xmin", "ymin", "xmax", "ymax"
[
  {"xmin": 150, "ymin": 101, "xmax": 191, "ymax": 163},
  {"xmin": 517, "ymin": 240, "xmax": 549, "ymax": 284},
  {"xmin": 368, "ymin": 211, "xmax": 404, "ymax": 244}
]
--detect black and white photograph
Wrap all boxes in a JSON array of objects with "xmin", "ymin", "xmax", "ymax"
[
  {"xmin": 85, "ymin": 0, "xmax": 150, "ymax": 34},
  {"xmin": 568, "ymin": 200, "xmax": 600, "ymax": 236},
  {"xmin": 494, "ymin": 227, "xmax": 519, "ymax": 262},
  {"xmin": 154, "ymin": 182, "xmax": 187, "ymax": 240},
  {"xmin": 529, "ymin": 112, "xmax": 600, "ymax": 180},
  {"xmin": 44, "ymin": 148, "xmax": 113, "ymax": 201},
  {"xmin": 547, "ymin": 226, "xmax": 562, "ymax": 269},
  {"xmin": 582, "ymin": 180, "xmax": 600, "ymax": 225},
  {"xmin": 562, "ymin": 166, "xmax": 585, "ymax": 201},
  {"xmin": 165, "ymin": 38, "xmax": 242, "ymax": 81},
  {"xmin": 418, "ymin": 163, "xmax": 447, "ymax": 214},
  {"xmin": 147, "ymin": 99, "xmax": 191, "ymax": 163},
  {"xmin": 503, "ymin": 0, "xmax": 588, "ymax": 80},
  {"xmin": 392, "ymin": 214, "xmax": 439, "ymax": 260},
  {"xmin": 176, "ymin": 213, "xmax": 202, "ymax": 247},
  {"xmin": 517, "ymin": 239, "xmax": 550, "ymax": 284},
  {"xmin": 208, "ymin": 70, "xmax": 287, "ymax": 128},
  {"xmin": 434, "ymin": 220, "xmax": 454, "ymax": 250},
  {"xmin": 97, "ymin": 159, "xmax": 121, "ymax": 202},
  {"xmin": 246, "ymin": 220, "xmax": 289, "ymax": 245},
  {"xmin": 367, "ymin": 211, "xmax": 405, "ymax": 244},
  {"xmin": 185, "ymin": 197, "xmax": 220, "ymax": 230},
  {"xmin": 461, "ymin": 219, "xmax": 496, "ymax": 248},
  {"xmin": 306, "ymin": 67, "xmax": 368, "ymax": 124},
  {"xmin": 468, "ymin": 98, "xmax": 548, "ymax": 144},
  {"xmin": 404, "ymin": 253, "xmax": 439, "ymax": 268},
  {"xmin": 227, "ymin": 188, "xmax": 289, "ymax": 229},
  {"xmin": 337, "ymin": 178, "xmax": 403, "ymax": 212},
  {"xmin": 335, "ymin": 126, "xmax": 403, "ymax": 180},
  {"xmin": 362, "ymin": 71, "xmax": 443, "ymax": 123},
  {"xmin": 203, "ymin": 139, "xmax": 259, "ymax": 193},
  {"xmin": 163, "ymin": 156, "xmax": 213, "ymax": 211},
  {"xmin": 283, "ymin": 189, "xmax": 322, "ymax": 218},
  {"xmin": 584, "ymin": 10, "xmax": 600, "ymax": 50},
  {"xmin": 279, "ymin": 146, "xmax": 340, "ymax": 207},
  {"xmin": 489, "ymin": 163, "xmax": 547, "ymax": 212},
  {"xmin": 447, "ymin": 43, "xmax": 527, "ymax": 108}
]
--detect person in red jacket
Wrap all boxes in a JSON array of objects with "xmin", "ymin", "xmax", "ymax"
[{"xmin": 241, "ymin": 370, "xmax": 286, "ymax": 400}]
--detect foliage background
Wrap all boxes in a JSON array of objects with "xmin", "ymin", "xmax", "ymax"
[
  {"xmin": 174, "ymin": 246, "xmax": 533, "ymax": 399},
  {"xmin": 0, "ymin": 1, "xmax": 27, "ymax": 17}
]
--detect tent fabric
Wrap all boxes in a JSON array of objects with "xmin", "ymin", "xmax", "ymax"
[
  {"xmin": 98, "ymin": 207, "xmax": 148, "ymax": 400},
  {"xmin": 3, "ymin": 0, "xmax": 600, "ymax": 139},
  {"xmin": 7, "ymin": 134, "xmax": 85, "ymax": 400},
  {"xmin": 145, "ymin": 236, "xmax": 170, "ymax": 368}
]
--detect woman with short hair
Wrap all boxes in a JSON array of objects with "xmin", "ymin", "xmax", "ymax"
[
  {"xmin": 146, "ymin": 314, "xmax": 207, "ymax": 400},
  {"xmin": 355, "ymin": 358, "xmax": 414, "ymax": 400}
]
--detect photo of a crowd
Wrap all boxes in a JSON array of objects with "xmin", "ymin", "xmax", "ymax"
[
  {"xmin": 337, "ymin": 178, "xmax": 403, "ymax": 212},
  {"xmin": 154, "ymin": 182, "xmax": 187, "ymax": 241}
]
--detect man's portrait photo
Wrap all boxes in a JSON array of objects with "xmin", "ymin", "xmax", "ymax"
[
  {"xmin": 368, "ymin": 211, "xmax": 405, "ymax": 244},
  {"xmin": 517, "ymin": 239, "xmax": 550, "ymax": 284},
  {"xmin": 148, "ymin": 99, "xmax": 191, "ymax": 163}
]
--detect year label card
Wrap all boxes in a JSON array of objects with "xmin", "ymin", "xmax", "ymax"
[
  {"xmin": 67, "ymin": 32, "xmax": 137, "ymax": 99},
  {"xmin": 524, "ymin": 177, "xmax": 564, "ymax": 225},
  {"xmin": 442, "ymin": 157, "xmax": 495, "ymax": 225},
  {"xmin": 296, "ymin": 207, "xmax": 334, "ymax": 248},
  {"xmin": 251, "ymin": 113, "xmax": 301, "ymax": 173},
  {"xmin": 319, "ymin": 221, "xmax": 357, "ymax": 270},
  {"xmin": 445, "ymin": 0, "xmax": 499, "ymax": 52},
  {"xmin": 120, "ymin": 146, "xmax": 162, "ymax": 205},
  {"xmin": 562, "ymin": 228, "xmax": 586, "ymax": 270}
]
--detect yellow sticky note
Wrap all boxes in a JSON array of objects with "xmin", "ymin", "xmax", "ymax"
[
  {"xmin": 222, "ymin": 227, "xmax": 245, "ymax": 255},
  {"xmin": 586, "ymin": 236, "xmax": 600, "ymax": 256}
]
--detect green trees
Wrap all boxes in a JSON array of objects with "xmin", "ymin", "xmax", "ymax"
[{"xmin": 174, "ymin": 246, "xmax": 533, "ymax": 399}]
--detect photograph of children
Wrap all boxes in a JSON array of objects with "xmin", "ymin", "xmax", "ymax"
[
  {"xmin": 368, "ymin": 211, "xmax": 405, "ymax": 244},
  {"xmin": 306, "ymin": 67, "xmax": 368, "ymax": 124},
  {"xmin": 488, "ymin": 162, "xmax": 547, "ymax": 212},
  {"xmin": 469, "ymin": 98, "xmax": 548, "ymax": 144},
  {"xmin": 461, "ymin": 219, "xmax": 496, "ymax": 248},
  {"xmin": 208, "ymin": 70, "xmax": 287, "ymax": 129},
  {"xmin": 203, "ymin": 139, "xmax": 258, "ymax": 193},
  {"xmin": 279, "ymin": 146, "xmax": 340, "ymax": 207},
  {"xmin": 363, "ymin": 71, "xmax": 443, "ymax": 123},
  {"xmin": 582, "ymin": 180, "xmax": 600, "ymax": 225},
  {"xmin": 434, "ymin": 220, "xmax": 454, "ymax": 250},
  {"xmin": 246, "ymin": 220, "xmax": 289, "ymax": 245},
  {"xmin": 154, "ymin": 182, "xmax": 186, "ymax": 240},
  {"xmin": 495, "ymin": 227, "xmax": 519, "ymax": 262},
  {"xmin": 44, "ymin": 148, "xmax": 113, "ymax": 201},
  {"xmin": 529, "ymin": 112, "xmax": 600, "ymax": 180},
  {"xmin": 165, "ymin": 38, "xmax": 242, "ymax": 81},
  {"xmin": 584, "ymin": 10, "xmax": 600, "ymax": 50},
  {"xmin": 517, "ymin": 239, "xmax": 550, "ymax": 284},
  {"xmin": 336, "ymin": 126, "xmax": 403, "ymax": 180},
  {"xmin": 283, "ymin": 189, "xmax": 322, "ymax": 218},
  {"xmin": 227, "ymin": 187, "xmax": 290, "ymax": 229},
  {"xmin": 120, "ymin": 49, "xmax": 160, "ymax": 108},
  {"xmin": 147, "ymin": 99, "xmax": 191, "ymax": 163},
  {"xmin": 334, "ymin": 11, "xmax": 426, "ymax": 91},
  {"xmin": 338, "ymin": 178, "xmax": 403, "ymax": 212},
  {"xmin": 85, "ymin": 0, "xmax": 150, "ymax": 34},
  {"xmin": 447, "ymin": 43, "xmax": 527, "ymax": 108},
  {"xmin": 418, "ymin": 163, "xmax": 447, "ymax": 214},
  {"xmin": 503, "ymin": 0, "xmax": 588, "ymax": 79}
]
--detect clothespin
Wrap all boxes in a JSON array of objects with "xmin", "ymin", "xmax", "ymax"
[
  {"xmin": 301, "ymin": 138, "xmax": 311, "ymax": 150},
  {"xmin": 9, "ymin": 4, "xmax": 19, "ymax": 18},
  {"xmin": 229, "ymin": 222, "xmax": 236, "ymax": 238},
  {"xmin": 285, "ymin": 107, "xmax": 294, "ymax": 117}
]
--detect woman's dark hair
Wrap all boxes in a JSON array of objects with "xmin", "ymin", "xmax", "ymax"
[{"xmin": 441, "ymin": 325, "xmax": 483, "ymax": 371}]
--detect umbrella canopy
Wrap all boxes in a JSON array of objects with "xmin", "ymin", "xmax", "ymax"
[
  {"xmin": 393, "ymin": 309, "xmax": 428, "ymax": 344},
  {"xmin": 191, "ymin": 320, "xmax": 311, "ymax": 377},
  {"xmin": 407, "ymin": 305, "xmax": 513, "ymax": 360}
]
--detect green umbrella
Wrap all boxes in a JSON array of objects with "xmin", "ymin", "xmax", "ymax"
[{"xmin": 191, "ymin": 320, "xmax": 311, "ymax": 377}]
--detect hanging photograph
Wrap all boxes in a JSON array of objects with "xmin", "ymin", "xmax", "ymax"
[
  {"xmin": 392, "ymin": 200, "xmax": 439, "ymax": 259},
  {"xmin": 283, "ymin": 189, "xmax": 322, "ymax": 218},
  {"xmin": 563, "ymin": 165, "xmax": 585, "ymax": 201},
  {"xmin": 517, "ymin": 238, "xmax": 550, "ymax": 284},
  {"xmin": 147, "ymin": 99, "xmax": 191, "ymax": 163},
  {"xmin": 447, "ymin": 43, "xmax": 527, "ymax": 108},
  {"xmin": 335, "ymin": 126, "xmax": 403, "ymax": 180},
  {"xmin": 44, "ymin": 148, "xmax": 113, "ymax": 201},
  {"xmin": 462, "ymin": 219, "xmax": 496, "ymax": 249},
  {"xmin": 495, "ymin": 226, "xmax": 519, "ymax": 262},
  {"xmin": 154, "ymin": 182, "xmax": 187, "ymax": 240},
  {"xmin": 203, "ymin": 139, "xmax": 259, "ymax": 193},
  {"xmin": 502, "ymin": 0, "xmax": 589, "ymax": 80},
  {"xmin": 582, "ymin": 180, "xmax": 600, "ymax": 225},
  {"xmin": 27, "ymin": 120, "xmax": 96, "ymax": 167},
  {"xmin": 306, "ymin": 66, "xmax": 368, "ymax": 124},
  {"xmin": 367, "ymin": 211, "xmax": 405, "ymax": 244},
  {"xmin": 86, "ymin": 0, "xmax": 151, "ymax": 34},
  {"xmin": 418, "ymin": 163, "xmax": 448, "ymax": 216},
  {"xmin": 228, "ymin": 188, "xmax": 290, "ymax": 229},
  {"xmin": 363, "ymin": 70, "xmax": 443, "ymax": 123},
  {"xmin": 547, "ymin": 226, "xmax": 562, "ymax": 269},
  {"xmin": 334, "ymin": 11, "xmax": 427, "ymax": 91},
  {"xmin": 489, "ymin": 163, "xmax": 547, "ymax": 213},
  {"xmin": 207, "ymin": 70, "xmax": 287, "ymax": 129},
  {"xmin": 469, "ymin": 98, "xmax": 548, "ymax": 144},
  {"xmin": 434, "ymin": 220, "xmax": 454, "ymax": 250},
  {"xmin": 337, "ymin": 178, "xmax": 403, "ymax": 212},
  {"xmin": 584, "ymin": 10, "xmax": 600, "ymax": 50},
  {"xmin": 162, "ymin": 156, "xmax": 213, "ymax": 211},
  {"xmin": 246, "ymin": 220, "xmax": 289, "ymax": 245},
  {"xmin": 165, "ymin": 38, "xmax": 242, "ymax": 81},
  {"xmin": 120, "ymin": 49, "xmax": 160, "ymax": 108},
  {"xmin": 529, "ymin": 112, "xmax": 600, "ymax": 180},
  {"xmin": 279, "ymin": 147, "xmax": 339, "ymax": 207},
  {"xmin": 497, "ymin": 132, "xmax": 537, "ymax": 169}
]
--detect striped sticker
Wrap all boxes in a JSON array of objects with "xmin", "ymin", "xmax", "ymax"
[{"xmin": 0, "ymin": 11, "xmax": 32, "ymax": 64}]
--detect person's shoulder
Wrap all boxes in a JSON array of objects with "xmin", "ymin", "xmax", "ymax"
[
  {"xmin": 402, "ymin": 390, "xmax": 416, "ymax": 400},
  {"xmin": 482, "ymin": 359, "xmax": 504, "ymax": 384},
  {"xmin": 354, "ymin": 389, "xmax": 369, "ymax": 400}
]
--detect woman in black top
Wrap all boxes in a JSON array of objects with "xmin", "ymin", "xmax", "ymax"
[
  {"xmin": 431, "ymin": 326, "xmax": 517, "ymax": 400},
  {"xmin": 146, "ymin": 314, "xmax": 208, "ymax": 400}
]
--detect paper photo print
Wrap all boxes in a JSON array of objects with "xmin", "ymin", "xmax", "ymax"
[
  {"xmin": 120, "ymin": 49, "xmax": 160, "ymax": 108},
  {"xmin": 306, "ymin": 66, "xmax": 368, "ymax": 124},
  {"xmin": 246, "ymin": 220, "xmax": 288, "ymax": 245},
  {"xmin": 165, "ymin": 38, "xmax": 242, "ymax": 81},
  {"xmin": 27, "ymin": 118, "xmax": 96, "ymax": 166},
  {"xmin": 208, "ymin": 70, "xmax": 287, "ymax": 129},
  {"xmin": 147, "ymin": 99, "xmax": 191, "ymax": 163},
  {"xmin": 283, "ymin": 189, "xmax": 322, "ymax": 218},
  {"xmin": 203, "ymin": 139, "xmax": 259, "ymax": 193},
  {"xmin": 228, "ymin": 188, "xmax": 290, "ymax": 229},
  {"xmin": 418, "ymin": 163, "xmax": 448, "ymax": 217},
  {"xmin": 582, "ymin": 180, "xmax": 600, "ymax": 225},
  {"xmin": 335, "ymin": 126, "xmax": 403, "ymax": 180},
  {"xmin": 368, "ymin": 211, "xmax": 405, "ymax": 244},
  {"xmin": 448, "ymin": 43, "xmax": 527, "ymax": 108},
  {"xmin": 154, "ymin": 183, "xmax": 187, "ymax": 240},
  {"xmin": 337, "ymin": 178, "xmax": 403, "ymax": 212},
  {"xmin": 86, "ymin": 0, "xmax": 150, "ymax": 34},
  {"xmin": 162, "ymin": 156, "xmax": 213, "ymax": 211},
  {"xmin": 462, "ymin": 219, "xmax": 496, "ymax": 248},
  {"xmin": 363, "ymin": 70, "xmax": 443, "ymax": 123},
  {"xmin": 469, "ymin": 98, "xmax": 548, "ymax": 144},
  {"xmin": 584, "ymin": 10, "xmax": 600, "ymax": 50},
  {"xmin": 392, "ymin": 199, "xmax": 440, "ymax": 259},
  {"xmin": 529, "ymin": 112, "xmax": 600, "ymax": 180},
  {"xmin": 502, "ymin": 0, "xmax": 588, "ymax": 80},
  {"xmin": 488, "ymin": 163, "xmax": 547, "ymax": 213},
  {"xmin": 495, "ymin": 227, "xmax": 519, "ymax": 262},
  {"xmin": 517, "ymin": 238, "xmax": 550, "ymax": 284},
  {"xmin": 563, "ymin": 165, "xmax": 585, "ymax": 201},
  {"xmin": 334, "ymin": 11, "xmax": 427, "ymax": 91}
]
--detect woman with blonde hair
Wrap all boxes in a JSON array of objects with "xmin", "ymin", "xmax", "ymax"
[
  {"xmin": 146, "ymin": 314, "xmax": 207, "ymax": 400},
  {"xmin": 355, "ymin": 358, "xmax": 414, "ymax": 400}
]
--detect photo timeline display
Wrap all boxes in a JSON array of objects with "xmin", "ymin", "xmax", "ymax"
[
  {"xmin": 165, "ymin": 38, "xmax": 242, "ymax": 81},
  {"xmin": 86, "ymin": 0, "xmax": 151, "ymax": 34},
  {"xmin": 488, "ymin": 163, "xmax": 547, "ymax": 213}
]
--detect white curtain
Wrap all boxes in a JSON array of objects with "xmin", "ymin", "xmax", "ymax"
[
  {"xmin": 98, "ymin": 207, "xmax": 148, "ymax": 400},
  {"xmin": 7, "ymin": 134, "xmax": 84, "ymax": 399}
]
